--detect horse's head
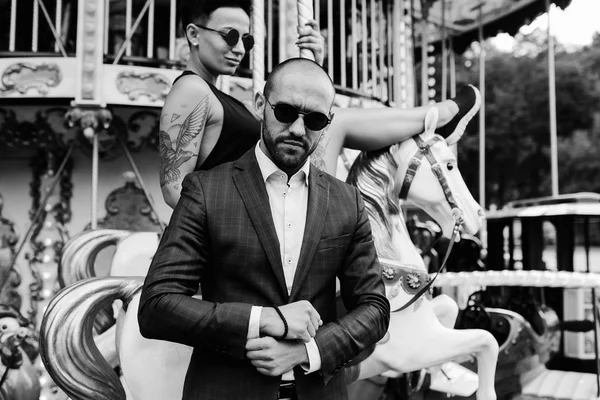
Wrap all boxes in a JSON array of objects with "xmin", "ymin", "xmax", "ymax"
[{"xmin": 391, "ymin": 108, "xmax": 483, "ymax": 237}]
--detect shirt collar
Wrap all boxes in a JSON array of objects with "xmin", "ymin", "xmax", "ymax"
[{"xmin": 255, "ymin": 142, "xmax": 310, "ymax": 185}]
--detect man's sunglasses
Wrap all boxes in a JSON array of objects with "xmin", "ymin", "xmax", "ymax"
[
  {"xmin": 266, "ymin": 98, "xmax": 332, "ymax": 131},
  {"xmin": 195, "ymin": 25, "xmax": 255, "ymax": 51}
]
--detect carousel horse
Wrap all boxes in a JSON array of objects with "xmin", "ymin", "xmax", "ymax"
[
  {"xmin": 344, "ymin": 108, "xmax": 498, "ymax": 396},
  {"xmin": 41, "ymin": 108, "xmax": 498, "ymax": 400},
  {"xmin": 0, "ymin": 305, "xmax": 40, "ymax": 400}
]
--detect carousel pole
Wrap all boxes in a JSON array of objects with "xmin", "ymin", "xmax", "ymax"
[
  {"xmin": 420, "ymin": 6, "xmax": 428, "ymax": 106},
  {"xmin": 477, "ymin": 3, "xmax": 485, "ymax": 210},
  {"xmin": 449, "ymin": 36, "xmax": 456, "ymax": 97},
  {"xmin": 251, "ymin": 0, "xmax": 265, "ymax": 94},
  {"xmin": 297, "ymin": 0, "xmax": 315, "ymax": 60},
  {"xmin": 477, "ymin": 2, "xmax": 487, "ymax": 253},
  {"xmin": 546, "ymin": 0, "xmax": 559, "ymax": 196},
  {"xmin": 90, "ymin": 132, "xmax": 99, "ymax": 229},
  {"xmin": 440, "ymin": 0, "xmax": 447, "ymax": 101}
]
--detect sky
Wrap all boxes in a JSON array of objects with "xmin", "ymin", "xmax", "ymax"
[{"xmin": 491, "ymin": 0, "xmax": 600, "ymax": 51}]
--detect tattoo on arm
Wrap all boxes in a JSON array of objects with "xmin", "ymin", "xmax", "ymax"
[{"xmin": 159, "ymin": 96, "xmax": 209, "ymax": 188}]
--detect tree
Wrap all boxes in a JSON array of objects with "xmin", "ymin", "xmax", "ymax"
[{"xmin": 432, "ymin": 30, "xmax": 600, "ymax": 207}]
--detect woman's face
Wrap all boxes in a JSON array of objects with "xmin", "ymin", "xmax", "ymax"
[{"xmin": 192, "ymin": 7, "xmax": 250, "ymax": 77}]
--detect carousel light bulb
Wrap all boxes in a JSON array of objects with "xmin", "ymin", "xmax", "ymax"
[
  {"xmin": 83, "ymin": 126, "xmax": 95, "ymax": 139},
  {"xmin": 43, "ymin": 237, "xmax": 53, "ymax": 246},
  {"xmin": 42, "ymin": 254, "xmax": 52, "ymax": 263}
]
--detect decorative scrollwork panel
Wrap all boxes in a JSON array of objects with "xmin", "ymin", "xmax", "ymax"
[{"xmin": 0, "ymin": 63, "xmax": 61, "ymax": 96}]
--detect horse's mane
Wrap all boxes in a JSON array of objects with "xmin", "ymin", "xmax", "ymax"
[{"xmin": 346, "ymin": 146, "xmax": 402, "ymax": 253}]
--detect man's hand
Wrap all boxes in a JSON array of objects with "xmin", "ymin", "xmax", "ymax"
[
  {"xmin": 297, "ymin": 19, "xmax": 325, "ymax": 66},
  {"xmin": 260, "ymin": 300, "xmax": 322, "ymax": 342},
  {"xmin": 246, "ymin": 337, "xmax": 308, "ymax": 377}
]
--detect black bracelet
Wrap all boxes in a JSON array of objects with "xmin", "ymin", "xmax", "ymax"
[{"xmin": 272, "ymin": 304, "xmax": 288, "ymax": 340}]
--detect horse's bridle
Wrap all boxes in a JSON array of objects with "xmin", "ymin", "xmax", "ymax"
[{"xmin": 392, "ymin": 135, "xmax": 464, "ymax": 313}]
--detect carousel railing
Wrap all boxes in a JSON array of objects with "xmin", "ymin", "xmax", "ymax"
[{"xmin": 0, "ymin": 0, "xmax": 416, "ymax": 106}]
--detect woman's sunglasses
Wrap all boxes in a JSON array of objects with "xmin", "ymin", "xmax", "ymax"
[
  {"xmin": 195, "ymin": 25, "xmax": 255, "ymax": 51},
  {"xmin": 266, "ymin": 98, "xmax": 332, "ymax": 131}
]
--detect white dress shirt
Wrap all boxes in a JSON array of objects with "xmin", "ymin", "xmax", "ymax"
[{"xmin": 246, "ymin": 143, "xmax": 322, "ymax": 379}]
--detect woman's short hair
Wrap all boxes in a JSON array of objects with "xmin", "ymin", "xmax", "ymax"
[{"xmin": 179, "ymin": 0, "xmax": 252, "ymax": 28}]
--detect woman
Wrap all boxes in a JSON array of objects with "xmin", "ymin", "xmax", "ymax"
[{"xmin": 159, "ymin": 0, "xmax": 478, "ymax": 208}]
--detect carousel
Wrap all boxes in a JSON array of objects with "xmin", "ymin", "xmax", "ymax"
[{"xmin": 1, "ymin": 0, "xmax": 598, "ymax": 400}]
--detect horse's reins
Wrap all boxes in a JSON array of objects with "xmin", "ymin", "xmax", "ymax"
[{"xmin": 392, "ymin": 135, "xmax": 464, "ymax": 313}]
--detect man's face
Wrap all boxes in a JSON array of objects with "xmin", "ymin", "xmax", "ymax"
[{"xmin": 257, "ymin": 74, "xmax": 334, "ymax": 174}]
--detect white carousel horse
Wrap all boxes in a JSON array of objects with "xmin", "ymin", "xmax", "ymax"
[
  {"xmin": 344, "ymin": 108, "xmax": 497, "ymax": 397},
  {"xmin": 41, "ymin": 108, "xmax": 498, "ymax": 400}
]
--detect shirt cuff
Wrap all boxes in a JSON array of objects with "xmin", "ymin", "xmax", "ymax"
[
  {"xmin": 247, "ymin": 306, "xmax": 262, "ymax": 339},
  {"xmin": 301, "ymin": 338, "xmax": 322, "ymax": 374}
]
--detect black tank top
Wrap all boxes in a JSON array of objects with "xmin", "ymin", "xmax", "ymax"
[{"xmin": 172, "ymin": 71, "xmax": 261, "ymax": 171}]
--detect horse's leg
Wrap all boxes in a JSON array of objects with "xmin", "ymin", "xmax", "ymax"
[
  {"xmin": 395, "ymin": 326, "xmax": 498, "ymax": 400},
  {"xmin": 431, "ymin": 294, "xmax": 459, "ymax": 328},
  {"xmin": 359, "ymin": 302, "xmax": 498, "ymax": 400}
]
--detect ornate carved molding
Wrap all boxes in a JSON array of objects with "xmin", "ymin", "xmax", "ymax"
[
  {"xmin": 0, "ymin": 106, "xmax": 159, "ymax": 156},
  {"xmin": 65, "ymin": 106, "xmax": 129, "ymax": 160},
  {"xmin": 86, "ymin": 172, "xmax": 163, "ymax": 232},
  {"xmin": 0, "ymin": 193, "xmax": 23, "ymax": 312},
  {"xmin": 0, "ymin": 108, "xmax": 78, "ymax": 150},
  {"xmin": 65, "ymin": 107, "xmax": 113, "ymax": 138},
  {"xmin": 0, "ymin": 63, "xmax": 61, "ymax": 96},
  {"xmin": 28, "ymin": 150, "xmax": 73, "ymax": 326},
  {"xmin": 127, "ymin": 111, "xmax": 159, "ymax": 151},
  {"xmin": 115, "ymin": 71, "xmax": 170, "ymax": 102}
]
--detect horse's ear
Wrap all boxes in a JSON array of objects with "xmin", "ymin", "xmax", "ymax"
[{"xmin": 422, "ymin": 107, "xmax": 438, "ymax": 141}]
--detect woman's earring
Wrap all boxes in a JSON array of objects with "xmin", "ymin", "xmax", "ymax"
[{"xmin": 192, "ymin": 42, "xmax": 199, "ymax": 47}]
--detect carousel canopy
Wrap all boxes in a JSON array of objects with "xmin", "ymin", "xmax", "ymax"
[{"xmin": 415, "ymin": 0, "xmax": 573, "ymax": 53}]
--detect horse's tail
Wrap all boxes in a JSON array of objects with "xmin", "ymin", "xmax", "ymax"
[
  {"xmin": 40, "ymin": 277, "xmax": 143, "ymax": 400},
  {"xmin": 59, "ymin": 229, "xmax": 131, "ymax": 287},
  {"xmin": 58, "ymin": 229, "xmax": 132, "ymax": 335}
]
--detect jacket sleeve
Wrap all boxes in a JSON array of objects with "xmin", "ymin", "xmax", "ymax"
[
  {"xmin": 138, "ymin": 173, "xmax": 252, "ymax": 360},
  {"xmin": 314, "ymin": 187, "xmax": 390, "ymax": 383}
]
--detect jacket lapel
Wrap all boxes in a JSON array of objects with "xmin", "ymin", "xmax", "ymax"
[
  {"xmin": 233, "ymin": 150, "xmax": 289, "ymax": 302},
  {"xmin": 289, "ymin": 166, "xmax": 329, "ymax": 302}
]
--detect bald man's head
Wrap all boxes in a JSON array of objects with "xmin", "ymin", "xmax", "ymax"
[{"xmin": 264, "ymin": 58, "xmax": 335, "ymax": 102}]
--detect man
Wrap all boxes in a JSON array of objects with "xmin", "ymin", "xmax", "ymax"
[{"xmin": 138, "ymin": 58, "xmax": 390, "ymax": 400}]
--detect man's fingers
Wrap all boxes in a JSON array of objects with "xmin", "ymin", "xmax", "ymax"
[
  {"xmin": 246, "ymin": 348, "xmax": 271, "ymax": 362},
  {"xmin": 246, "ymin": 337, "xmax": 272, "ymax": 351},
  {"xmin": 249, "ymin": 358, "xmax": 271, "ymax": 368},
  {"xmin": 310, "ymin": 317, "xmax": 322, "ymax": 336},
  {"xmin": 307, "ymin": 323, "xmax": 316, "ymax": 339},
  {"xmin": 256, "ymin": 367, "xmax": 278, "ymax": 377}
]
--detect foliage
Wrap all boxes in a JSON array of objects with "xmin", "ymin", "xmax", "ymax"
[{"xmin": 430, "ymin": 29, "xmax": 600, "ymax": 207}]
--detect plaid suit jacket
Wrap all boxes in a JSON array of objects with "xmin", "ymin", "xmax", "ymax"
[{"xmin": 138, "ymin": 148, "xmax": 390, "ymax": 400}]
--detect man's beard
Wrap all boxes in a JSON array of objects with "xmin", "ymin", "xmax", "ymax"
[{"xmin": 263, "ymin": 130, "xmax": 318, "ymax": 171}]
